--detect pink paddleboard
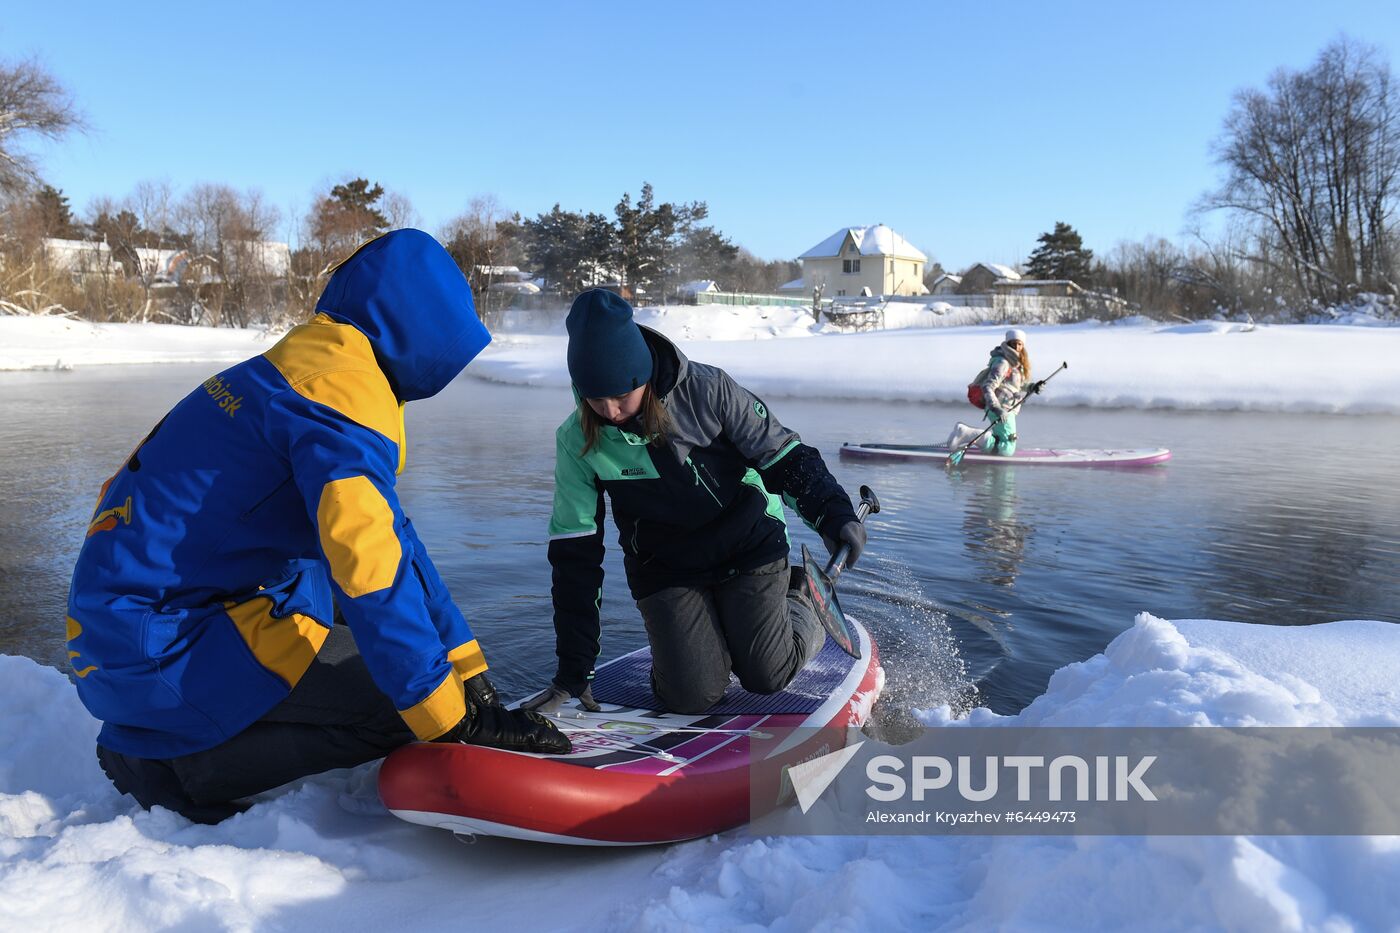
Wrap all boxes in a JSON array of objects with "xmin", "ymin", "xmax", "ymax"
[{"xmin": 839, "ymin": 442, "xmax": 1171, "ymax": 467}]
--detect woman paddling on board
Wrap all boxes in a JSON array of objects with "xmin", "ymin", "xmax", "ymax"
[
  {"xmin": 524, "ymin": 289, "xmax": 865, "ymax": 715},
  {"xmin": 946, "ymin": 328, "xmax": 1046, "ymax": 457}
]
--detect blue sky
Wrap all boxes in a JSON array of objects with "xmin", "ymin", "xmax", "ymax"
[{"xmin": 5, "ymin": 1, "xmax": 1398, "ymax": 270}]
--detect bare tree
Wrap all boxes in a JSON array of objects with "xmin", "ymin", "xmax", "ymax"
[
  {"xmin": 382, "ymin": 190, "xmax": 420, "ymax": 231},
  {"xmin": 0, "ymin": 57, "xmax": 86, "ymax": 194},
  {"xmin": 176, "ymin": 183, "xmax": 284, "ymax": 327},
  {"xmin": 442, "ymin": 194, "xmax": 516, "ymax": 323},
  {"xmin": 1200, "ymin": 37, "xmax": 1400, "ymax": 308}
]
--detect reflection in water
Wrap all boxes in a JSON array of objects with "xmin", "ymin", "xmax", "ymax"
[{"xmin": 959, "ymin": 468, "xmax": 1033, "ymax": 588}]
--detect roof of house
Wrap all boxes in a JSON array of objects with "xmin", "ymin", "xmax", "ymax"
[
  {"xmin": 964, "ymin": 262, "xmax": 1021, "ymax": 280},
  {"xmin": 799, "ymin": 224, "xmax": 928, "ymax": 262},
  {"xmin": 677, "ymin": 279, "xmax": 719, "ymax": 294},
  {"xmin": 777, "ymin": 277, "xmax": 806, "ymax": 291}
]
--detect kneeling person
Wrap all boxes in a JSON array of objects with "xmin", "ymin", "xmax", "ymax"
[{"xmin": 526, "ymin": 289, "xmax": 864, "ymax": 715}]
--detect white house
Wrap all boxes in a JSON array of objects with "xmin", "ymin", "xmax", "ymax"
[
  {"xmin": 42, "ymin": 237, "xmax": 114, "ymax": 276},
  {"xmin": 795, "ymin": 224, "xmax": 929, "ymax": 298}
]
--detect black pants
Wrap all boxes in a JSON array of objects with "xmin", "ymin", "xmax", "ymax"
[
  {"xmin": 96, "ymin": 624, "xmax": 415, "ymax": 823},
  {"xmin": 638, "ymin": 558, "xmax": 823, "ymax": 714}
]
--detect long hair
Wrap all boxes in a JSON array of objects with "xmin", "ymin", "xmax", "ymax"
[
  {"xmin": 578, "ymin": 385, "xmax": 672, "ymax": 455},
  {"xmin": 1017, "ymin": 345, "xmax": 1032, "ymax": 382}
]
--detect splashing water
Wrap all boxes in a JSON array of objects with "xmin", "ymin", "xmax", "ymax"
[{"xmin": 847, "ymin": 555, "xmax": 979, "ymax": 741}]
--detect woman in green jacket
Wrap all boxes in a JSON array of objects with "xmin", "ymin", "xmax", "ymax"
[{"xmin": 525, "ymin": 290, "xmax": 865, "ymax": 715}]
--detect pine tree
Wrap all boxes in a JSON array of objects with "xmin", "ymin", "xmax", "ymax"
[
  {"xmin": 1025, "ymin": 221, "xmax": 1094, "ymax": 284},
  {"xmin": 310, "ymin": 178, "xmax": 389, "ymax": 255},
  {"xmin": 32, "ymin": 184, "xmax": 77, "ymax": 237}
]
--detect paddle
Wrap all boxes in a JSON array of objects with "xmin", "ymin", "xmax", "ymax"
[
  {"xmin": 800, "ymin": 484, "xmax": 880, "ymax": 659},
  {"xmin": 947, "ymin": 361, "xmax": 1068, "ymax": 468}
]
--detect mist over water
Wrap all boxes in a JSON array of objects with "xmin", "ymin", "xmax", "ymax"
[{"xmin": 3, "ymin": 364, "xmax": 1398, "ymax": 716}]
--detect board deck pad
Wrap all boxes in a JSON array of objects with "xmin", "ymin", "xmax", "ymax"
[{"xmin": 588, "ymin": 633, "xmax": 853, "ymax": 715}]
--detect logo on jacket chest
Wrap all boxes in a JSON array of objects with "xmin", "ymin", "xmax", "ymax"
[{"xmin": 620, "ymin": 467, "xmax": 649, "ymax": 477}]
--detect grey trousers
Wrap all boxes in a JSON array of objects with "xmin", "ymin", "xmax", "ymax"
[
  {"xmin": 97, "ymin": 624, "xmax": 415, "ymax": 823},
  {"xmin": 638, "ymin": 558, "xmax": 824, "ymax": 714}
]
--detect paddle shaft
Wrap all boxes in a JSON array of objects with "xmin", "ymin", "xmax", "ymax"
[
  {"xmin": 949, "ymin": 361, "xmax": 1068, "ymax": 466},
  {"xmin": 823, "ymin": 489, "xmax": 877, "ymax": 582}
]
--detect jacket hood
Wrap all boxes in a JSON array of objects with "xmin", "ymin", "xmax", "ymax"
[
  {"xmin": 641, "ymin": 325, "xmax": 688, "ymax": 397},
  {"xmin": 314, "ymin": 228, "xmax": 490, "ymax": 401}
]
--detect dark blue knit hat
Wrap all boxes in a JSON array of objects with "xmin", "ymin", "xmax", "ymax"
[{"xmin": 566, "ymin": 289, "xmax": 654, "ymax": 398}]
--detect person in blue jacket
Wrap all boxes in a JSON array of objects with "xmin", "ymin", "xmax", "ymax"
[{"xmin": 65, "ymin": 229, "xmax": 567, "ymax": 823}]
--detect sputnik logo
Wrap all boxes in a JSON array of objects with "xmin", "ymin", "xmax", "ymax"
[{"xmin": 787, "ymin": 741, "xmax": 865, "ymax": 814}]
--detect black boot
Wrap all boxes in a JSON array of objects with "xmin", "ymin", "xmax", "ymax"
[{"xmin": 97, "ymin": 744, "xmax": 246, "ymax": 824}]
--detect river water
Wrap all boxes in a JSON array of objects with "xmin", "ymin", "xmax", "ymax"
[{"xmin": 3, "ymin": 363, "xmax": 1398, "ymax": 715}]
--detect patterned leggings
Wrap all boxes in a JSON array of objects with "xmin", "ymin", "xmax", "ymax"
[{"xmin": 982, "ymin": 409, "xmax": 1017, "ymax": 456}]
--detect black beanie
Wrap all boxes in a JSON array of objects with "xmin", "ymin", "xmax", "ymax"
[{"xmin": 565, "ymin": 289, "xmax": 654, "ymax": 398}]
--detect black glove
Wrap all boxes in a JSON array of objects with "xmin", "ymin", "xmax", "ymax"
[
  {"xmin": 434, "ymin": 696, "xmax": 572, "ymax": 755},
  {"xmin": 520, "ymin": 683, "xmax": 601, "ymax": 714},
  {"xmin": 821, "ymin": 520, "xmax": 867, "ymax": 569},
  {"xmin": 464, "ymin": 671, "xmax": 500, "ymax": 708},
  {"xmin": 1028, "ymin": 380, "xmax": 1044, "ymax": 395}
]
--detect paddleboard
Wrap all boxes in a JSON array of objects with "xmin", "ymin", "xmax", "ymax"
[
  {"xmin": 839, "ymin": 442, "xmax": 1171, "ymax": 467},
  {"xmin": 378, "ymin": 620, "xmax": 883, "ymax": 846}
]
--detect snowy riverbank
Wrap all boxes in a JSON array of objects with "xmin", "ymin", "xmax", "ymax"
[
  {"xmin": 478, "ymin": 305, "xmax": 1400, "ymax": 415},
  {"xmin": 1, "ymin": 614, "xmax": 1395, "ymax": 931},
  {"xmin": 9, "ymin": 308, "xmax": 1397, "ymax": 416},
  {"xmin": 0, "ymin": 316, "xmax": 282, "ymax": 371}
]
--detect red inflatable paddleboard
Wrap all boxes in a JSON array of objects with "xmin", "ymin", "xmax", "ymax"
[{"xmin": 379, "ymin": 620, "xmax": 883, "ymax": 846}]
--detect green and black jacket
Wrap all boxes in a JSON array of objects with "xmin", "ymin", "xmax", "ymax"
[{"xmin": 546, "ymin": 327, "xmax": 857, "ymax": 694}]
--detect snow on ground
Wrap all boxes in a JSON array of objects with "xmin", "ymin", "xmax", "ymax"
[
  {"xmin": 1, "ymin": 614, "xmax": 1397, "ymax": 932},
  {"xmin": 8, "ymin": 306, "xmax": 1400, "ymax": 414},
  {"xmin": 0, "ymin": 317, "xmax": 280, "ymax": 371},
  {"xmin": 479, "ymin": 308, "xmax": 1400, "ymax": 415}
]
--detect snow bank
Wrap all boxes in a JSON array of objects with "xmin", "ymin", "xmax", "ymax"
[
  {"xmin": 2, "ymin": 615, "xmax": 1397, "ymax": 930},
  {"xmin": 1300, "ymin": 293, "xmax": 1400, "ymax": 327},
  {"xmin": 0, "ymin": 317, "xmax": 280, "ymax": 371},
  {"xmin": 6, "ymin": 308, "xmax": 1399, "ymax": 415},
  {"xmin": 478, "ymin": 315, "xmax": 1400, "ymax": 415}
]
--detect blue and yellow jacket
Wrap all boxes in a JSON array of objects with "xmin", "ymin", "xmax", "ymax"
[{"xmin": 65, "ymin": 229, "xmax": 492, "ymax": 759}]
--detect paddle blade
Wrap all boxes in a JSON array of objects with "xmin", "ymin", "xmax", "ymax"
[{"xmin": 801, "ymin": 544, "xmax": 861, "ymax": 659}]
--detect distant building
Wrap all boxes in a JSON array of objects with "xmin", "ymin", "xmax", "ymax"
[
  {"xmin": 993, "ymin": 278, "xmax": 1082, "ymax": 298},
  {"xmin": 929, "ymin": 273, "xmax": 962, "ymax": 296},
  {"xmin": 474, "ymin": 265, "xmax": 532, "ymax": 283},
  {"xmin": 676, "ymin": 279, "xmax": 720, "ymax": 300},
  {"xmin": 42, "ymin": 237, "xmax": 289, "ymax": 286},
  {"xmin": 957, "ymin": 262, "xmax": 1021, "ymax": 294},
  {"xmin": 42, "ymin": 237, "xmax": 114, "ymax": 277},
  {"xmin": 795, "ymin": 224, "xmax": 929, "ymax": 298}
]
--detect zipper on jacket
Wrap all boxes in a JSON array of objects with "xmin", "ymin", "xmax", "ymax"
[{"xmin": 687, "ymin": 457, "xmax": 724, "ymax": 507}]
